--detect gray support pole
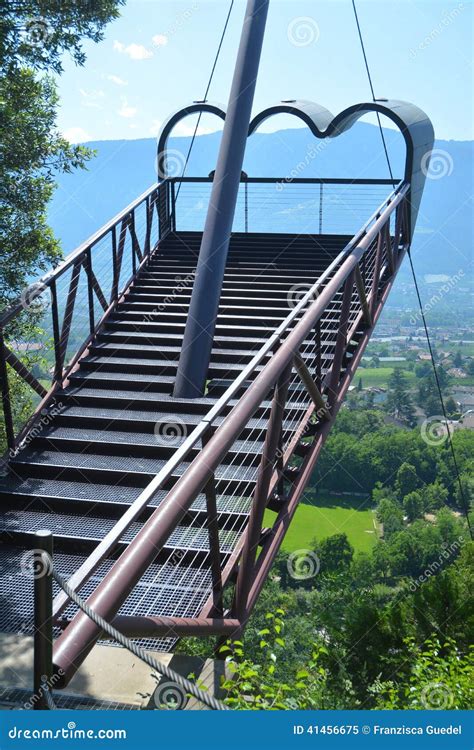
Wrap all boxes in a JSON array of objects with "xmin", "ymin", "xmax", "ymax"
[
  {"xmin": 33, "ymin": 530, "xmax": 54, "ymax": 709},
  {"xmin": 173, "ymin": 0, "xmax": 269, "ymax": 398}
]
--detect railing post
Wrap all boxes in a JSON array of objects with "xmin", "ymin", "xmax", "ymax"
[
  {"xmin": 111, "ymin": 225, "xmax": 118, "ymax": 303},
  {"xmin": 327, "ymin": 270, "xmax": 355, "ymax": 409},
  {"xmin": 84, "ymin": 249, "xmax": 95, "ymax": 335},
  {"xmin": 234, "ymin": 360, "xmax": 293, "ymax": 618},
  {"xmin": 0, "ymin": 329, "xmax": 15, "ymax": 451},
  {"xmin": 319, "ymin": 183, "xmax": 323, "ymax": 234},
  {"xmin": 50, "ymin": 280, "xmax": 63, "ymax": 385},
  {"xmin": 202, "ymin": 427, "xmax": 224, "ymax": 615},
  {"xmin": 370, "ymin": 230, "xmax": 384, "ymax": 318},
  {"xmin": 33, "ymin": 530, "xmax": 54, "ymax": 710}
]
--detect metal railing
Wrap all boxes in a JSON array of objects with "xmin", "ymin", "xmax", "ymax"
[
  {"xmin": 32, "ymin": 530, "xmax": 228, "ymax": 711},
  {"xmin": 0, "ymin": 183, "xmax": 164, "ymax": 452},
  {"xmin": 169, "ymin": 176, "xmax": 398, "ymax": 235},
  {"xmin": 51, "ymin": 181, "xmax": 411, "ymax": 684}
]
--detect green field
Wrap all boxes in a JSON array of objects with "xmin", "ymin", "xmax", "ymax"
[
  {"xmin": 356, "ymin": 366, "xmax": 474, "ymax": 389},
  {"xmin": 265, "ymin": 492, "xmax": 378, "ymax": 554},
  {"xmin": 356, "ymin": 366, "xmax": 416, "ymax": 388}
]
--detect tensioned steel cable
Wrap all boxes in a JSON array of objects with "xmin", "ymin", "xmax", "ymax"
[
  {"xmin": 50, "ymin": 561, "xmax": 229, "ymax": 711},
  {"xmin": 174, "ymin": 0, "xmax": 235, "ymax": 203},
  {"xmin": 351, "ymin": 0, "xmax": 394, "ymax": 181},
  {"xmin": 351, "ymin": 0, "xmax": 473, "ymax": 540},
  {"xmin": 407, "ymin": 251, "xmax": 473, "ymax": 540}
]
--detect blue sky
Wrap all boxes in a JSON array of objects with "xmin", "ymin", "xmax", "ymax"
[{"xmin": 56, "ymin": 0, "xmax": 472, "ymax": 143}]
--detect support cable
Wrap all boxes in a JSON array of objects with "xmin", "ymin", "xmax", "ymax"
[
  {"xmin": 351, "ymin": 0, "xmax": 473, "ymax": 540},
  {"xmin": 175, "ymin": 0, "xmax": 235, "ymax": 202},
  {"xmin": 50, "ymin": 563, "xmax": 229, "ymax": 711},
  {"xmin": 407, "ymin": 251, "xmax": 473, "ymax": 539},
  {"xmin": 351, "ymin": 0, "xmax": 394, "ymax": 181}
]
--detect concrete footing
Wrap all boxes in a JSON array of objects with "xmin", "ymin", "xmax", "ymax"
[{"xmin": 0, "ymin": 634, "xmax": 227, "ymax": 710}]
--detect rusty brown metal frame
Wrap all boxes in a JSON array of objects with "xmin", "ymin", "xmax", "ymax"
[
  {"xmin": 51, "ymin": 183, "xmax": 410, "ymax": 686},
  {"xmin": 0, "ymin": 184, "xmax": 162, "ymax": 452}
]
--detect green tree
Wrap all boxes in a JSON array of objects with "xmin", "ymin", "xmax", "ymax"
[
  {"xmin": 372, "ymin": 637, "xmax": 474, "ymax": 709},
  {"xmin": 421, "ymin": 481, "xmax": 448, "ymax": 512},
  {"xmin": 403, "ymin": 490, "xmax": 424, "ymax": 522},
  {"xmin": 395, "ymin": 462, "xmax": 419, "ymax": 498},
  {"xmin": 0, "ymin": 0, "xmax": 123, "ymax": 307},
  {"xmin": 385, "ymin": 369, "xmax": 416, "ymax": 426},
  {"xmin": 453, "ymin": 351, "xmax": 463, "ymax": 367},
  {"xmin": 376, "ymin": 496, "xmax": 404, "ymax": 537},
  {"xmin": 315, "ymin": 533, "xmax": 354, "ymax": 574},
  {"xmin": 445, "ymin": 396, "xmax": 458, "ymax": 416}
]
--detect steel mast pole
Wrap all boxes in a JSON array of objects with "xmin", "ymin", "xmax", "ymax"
[{"xmin": 174, "ymin": 0, "xmax": 269, "ymax": 398}]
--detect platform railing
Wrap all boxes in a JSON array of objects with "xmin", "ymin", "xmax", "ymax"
[
  {"xmin": 169, "ymin": 176, "xmax": 398, "ymax": 236},
  {"xmin": 0, "ymin": 182, "xmax": 163, "ymax": 453},
  {"xmin": 51, "ymin": 181, "xmax": 411, "ymax": 685}
]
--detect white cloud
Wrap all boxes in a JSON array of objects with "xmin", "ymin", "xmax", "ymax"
[
  {"xmin": 118, "ymin": 98, "xmax": 137, "ymax": 119},
  {"xmin": 113, "ymin": 40, "xmax": 153, "ymax": 60},
  {"xmin": 79, "ymin": 88, "xmax": 105, "ymax": 109},
  {"xmin": 152, "ymin": 34, "xmax": 168, "ymax": 48},
  {"xmin": 173, "ymin": 121, "xmax": 216, "ymax": 137},
  {"xmin": 107, "ymin": 74, "xmax": 127, "ymax": 86},
  {"xmin": 62, "ymin": 127, "xmax": 91, "ymax": 143},
  {"xmin": 149, "ymin": 119, "xmax": 163, "ymax": 137}
]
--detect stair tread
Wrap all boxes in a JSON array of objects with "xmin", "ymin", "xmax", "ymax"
[
  {"xmin": 11, "ymin": 449, "xmax": 259, "ymax": 482},
  {"xmin": 1, "ymin": 509, "xmax": 244, "ymax": 552},
  {"xmin": 0, "ymin": 476, "xmax": 252, "ymax": 514}
]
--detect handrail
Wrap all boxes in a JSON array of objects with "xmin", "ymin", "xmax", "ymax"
[
  {"xmin": 52, "ymin": 183, "xmax": 410, "ymax": 682},
  {"xmin": 52, "ymin": 179, "xmax": 407, "ymax": 618},
  {"xmin": 0, "ymin": 182, "xmax": 161, "ymax": 328},
  {"xmin": 171, "ymin": 176, "xmax": 399, "ymax": 184}
]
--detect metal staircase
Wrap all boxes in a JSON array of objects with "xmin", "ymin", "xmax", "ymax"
[
  {"xmin": 0, "ymin": 227, "xmax": 350, "ymax": 646},
  {"xmin": 0, "ymin": 95, "xmax": 434, "ymax": 690}
]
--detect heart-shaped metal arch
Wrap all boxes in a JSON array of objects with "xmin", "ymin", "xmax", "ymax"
[{"xmin": 156, "ymin": 98, "xmax": 434, "ymax": 237}]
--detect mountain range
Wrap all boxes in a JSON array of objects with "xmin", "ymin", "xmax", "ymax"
[{"xmin": 48, "ymin": 123, "xmax": 473, "ymax": 278}]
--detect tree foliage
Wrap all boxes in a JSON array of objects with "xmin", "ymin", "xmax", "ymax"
[{"xmin": 0, "ymin": 0, "xmax": 123, "ymax": 307}]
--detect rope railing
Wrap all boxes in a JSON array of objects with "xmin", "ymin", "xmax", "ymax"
[{"xmin": 33, "ymin": 539, "xmax": 228, "ymax": 711}]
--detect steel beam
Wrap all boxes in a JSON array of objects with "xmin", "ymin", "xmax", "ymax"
[
  {"xmin": 174, "ymin": 0, "xmax": 269, "ymax": 398},
  {"xmin": 52, "ymin": 190, "xmax": 408, "ymax": 686}
]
